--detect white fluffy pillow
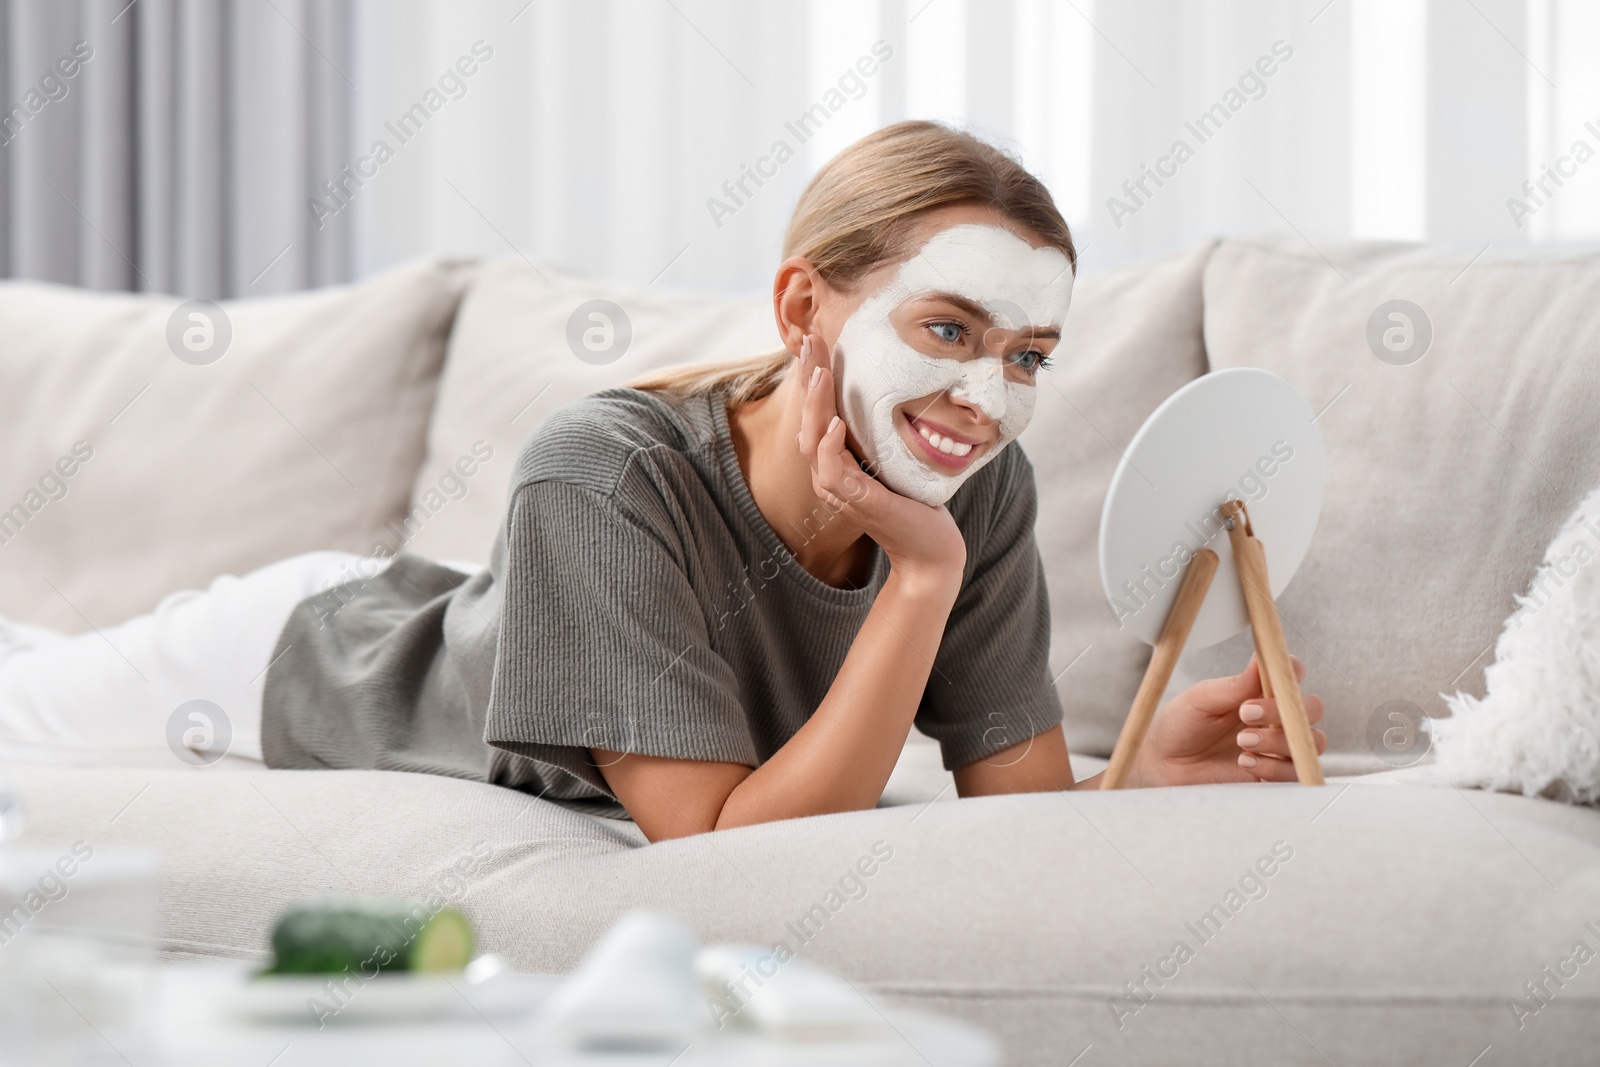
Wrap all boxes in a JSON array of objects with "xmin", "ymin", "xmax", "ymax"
[{"xmin": 1432, "ymin": 483, "xmax": 1600, "ymax": 803}]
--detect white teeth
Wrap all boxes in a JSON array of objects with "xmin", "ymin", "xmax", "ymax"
[{"xmin": 913, "ymin": 421, "xmax": 973, "ymax": 458}]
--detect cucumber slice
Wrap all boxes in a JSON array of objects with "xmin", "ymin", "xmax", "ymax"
[
  {"xmin": 265, "ymin": 897, "xmax": 476, "ymax": 975},
  {"xmin": 409, "ymin": 907, "xmax": 474, "ymax": 972}
]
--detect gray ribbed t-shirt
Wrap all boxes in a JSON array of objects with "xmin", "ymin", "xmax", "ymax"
[{"xmin": 261, "ymin": 388, "xmax": 1062, "ymax": 817}]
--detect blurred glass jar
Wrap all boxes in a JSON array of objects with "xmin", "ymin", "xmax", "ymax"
[
  {"xmin": 0, "ymin": 839, "xmax": 163, "ymax": 1066},
  {"xmin": 0, "ymin": 776, "xmax": 20, "ymax": 841}
]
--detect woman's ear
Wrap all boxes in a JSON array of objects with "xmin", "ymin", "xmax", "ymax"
[{"xmin": 773, "ymin": 256, "xmax": 825, "ymax": 356}]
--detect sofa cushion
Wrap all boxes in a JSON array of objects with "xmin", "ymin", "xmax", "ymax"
[
  {"xmin": 410, "ymin": 246, "xmax": 1215, "ymax": 759},
  {"xmin": 0, "ymin": 259, "xmax": 475, "ymax": 631},
  {"xmin": 1028, "ymin": 243, "xmax": 1214, "ymax": 755},
  {"xmin": 9, "ymin": 766, "xmax": 1597, "ymax": 1065},
  {"xmin": 1175, "ymin": 239, "xmax": 1600, "ymax": 775},
  {"xmin": 400, "ymin": 262, "xmax": 781, "ymax": 565}
]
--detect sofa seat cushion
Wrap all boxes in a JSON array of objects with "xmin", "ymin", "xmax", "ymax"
[
  {"xmin": 8, "ymin": 766, "xmax": 1597, "ymax": 1065},
  {"xmin": 0, "ymin": 259, "xmax": 475, "ymax": 631}
]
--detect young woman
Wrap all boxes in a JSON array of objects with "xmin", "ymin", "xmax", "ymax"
[{"xmin": 0, "ymin": 122, "xmax": 1324, "ymax": 842}]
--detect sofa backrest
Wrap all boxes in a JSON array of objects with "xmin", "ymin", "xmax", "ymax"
[
  {"xmin": 14, "ymin": 239, "xmax": 1593, "ymax": 779},
  {"xmin": 0, "ymin": 260, "xmax": 474, "ymax": 631},
  {"xmin": 1171, "ymin": 238, "xmax": 1600, "ymax": 774}
]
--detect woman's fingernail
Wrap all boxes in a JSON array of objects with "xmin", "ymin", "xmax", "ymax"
[
  {"xmin": 1240, "ymin": 703, "xmax": 1264, "ymax": 722},
  {"xmin": 827, "ymin": 416, "xmax": 840, "ymax": 434},
  {"xmin": 1238, "ymin": 754, "xmax": 1258, "ymax": 769},
  {"xmin": 1238, "ymin": 731, "xmax": 1260, "ymax": 748},
  {"xmin": 810, "ymin": 366, "xmax": 822, "ymax": 388}
]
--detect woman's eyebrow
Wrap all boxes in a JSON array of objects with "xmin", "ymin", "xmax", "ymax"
[{"xmin": 918, "ymin": 290, "xmax": 1061, "ymax": 340}]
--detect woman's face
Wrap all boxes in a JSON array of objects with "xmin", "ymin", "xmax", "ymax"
[{"xmin": 821, "ymin": 208, "xmax": 1075, "ymax": 506}]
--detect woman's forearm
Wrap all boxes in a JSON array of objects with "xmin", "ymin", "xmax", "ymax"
[{"xmin": 714, "ymin": 568, "xmax": 959, "ymax": 829}]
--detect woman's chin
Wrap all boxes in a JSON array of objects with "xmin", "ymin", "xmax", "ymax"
[{"xmin": 873, "ymin": 445, "xmax": 965, "ymax": 507}]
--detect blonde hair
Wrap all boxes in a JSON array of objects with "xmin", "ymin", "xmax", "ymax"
[{"xmin": 629, "ymin": 120, "xmax": 1076, "ymax": 404}]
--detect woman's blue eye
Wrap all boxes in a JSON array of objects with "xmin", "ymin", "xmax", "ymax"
[
  {"xmin": 927, "ymin": 321, "xmax": 966, "ymax": 345},
  {"xmin": 1008, "ymin": 350, "xmax": 1052, "ymax": 373}
]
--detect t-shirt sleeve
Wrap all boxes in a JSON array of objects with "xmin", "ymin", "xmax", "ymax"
[
  {"xmin": 916, "ymin": 448, "xmax": 1064, "ymax": 771},
  {"xmin": 483, "ymin": 472, "xmax": 756, "ymax": 798}
]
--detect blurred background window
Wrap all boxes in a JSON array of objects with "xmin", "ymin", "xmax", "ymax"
[{"xmin": 0, "ymin": 0, "xmax": 1592, "ymax": 297}]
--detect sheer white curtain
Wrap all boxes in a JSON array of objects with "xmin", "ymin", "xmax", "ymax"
[
  {"xmin": 5, "ymin": 0, "xmax": 1598, "ymax": 297},
  {"xmin": 349, "ymin": 0, "xmax": 1599, "ymax": 291},
  {"xmin": 345, "ymin": 0, "xmax": 1100, "ymax": 290}
]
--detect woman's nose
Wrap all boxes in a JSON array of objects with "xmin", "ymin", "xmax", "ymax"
[{"xmin": 950, "ymin": 358, "xmax": 1008, "ymax": 421}]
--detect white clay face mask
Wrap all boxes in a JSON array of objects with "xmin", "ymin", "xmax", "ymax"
[{"xmin": 831, "ymin": 223, "xmax": 1075, "ymax": 506}]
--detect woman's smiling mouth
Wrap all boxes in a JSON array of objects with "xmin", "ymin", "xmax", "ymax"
[{"xmin": 902, "ymin": 412, "xmax": 986, "ymax": 471}]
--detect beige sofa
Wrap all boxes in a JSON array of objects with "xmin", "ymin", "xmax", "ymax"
[{"xmin": 4, "ymin": 240, "xmax": 1600, "ymax": 1065}]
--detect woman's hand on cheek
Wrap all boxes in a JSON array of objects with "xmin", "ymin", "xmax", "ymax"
[
  {"xmin": 1130, "ymin": 654, "xmax": 1327, "ymax": 787},
  {"xmin": 795, "ymin": 333, "xmax": 966, "ymax": 586}
]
